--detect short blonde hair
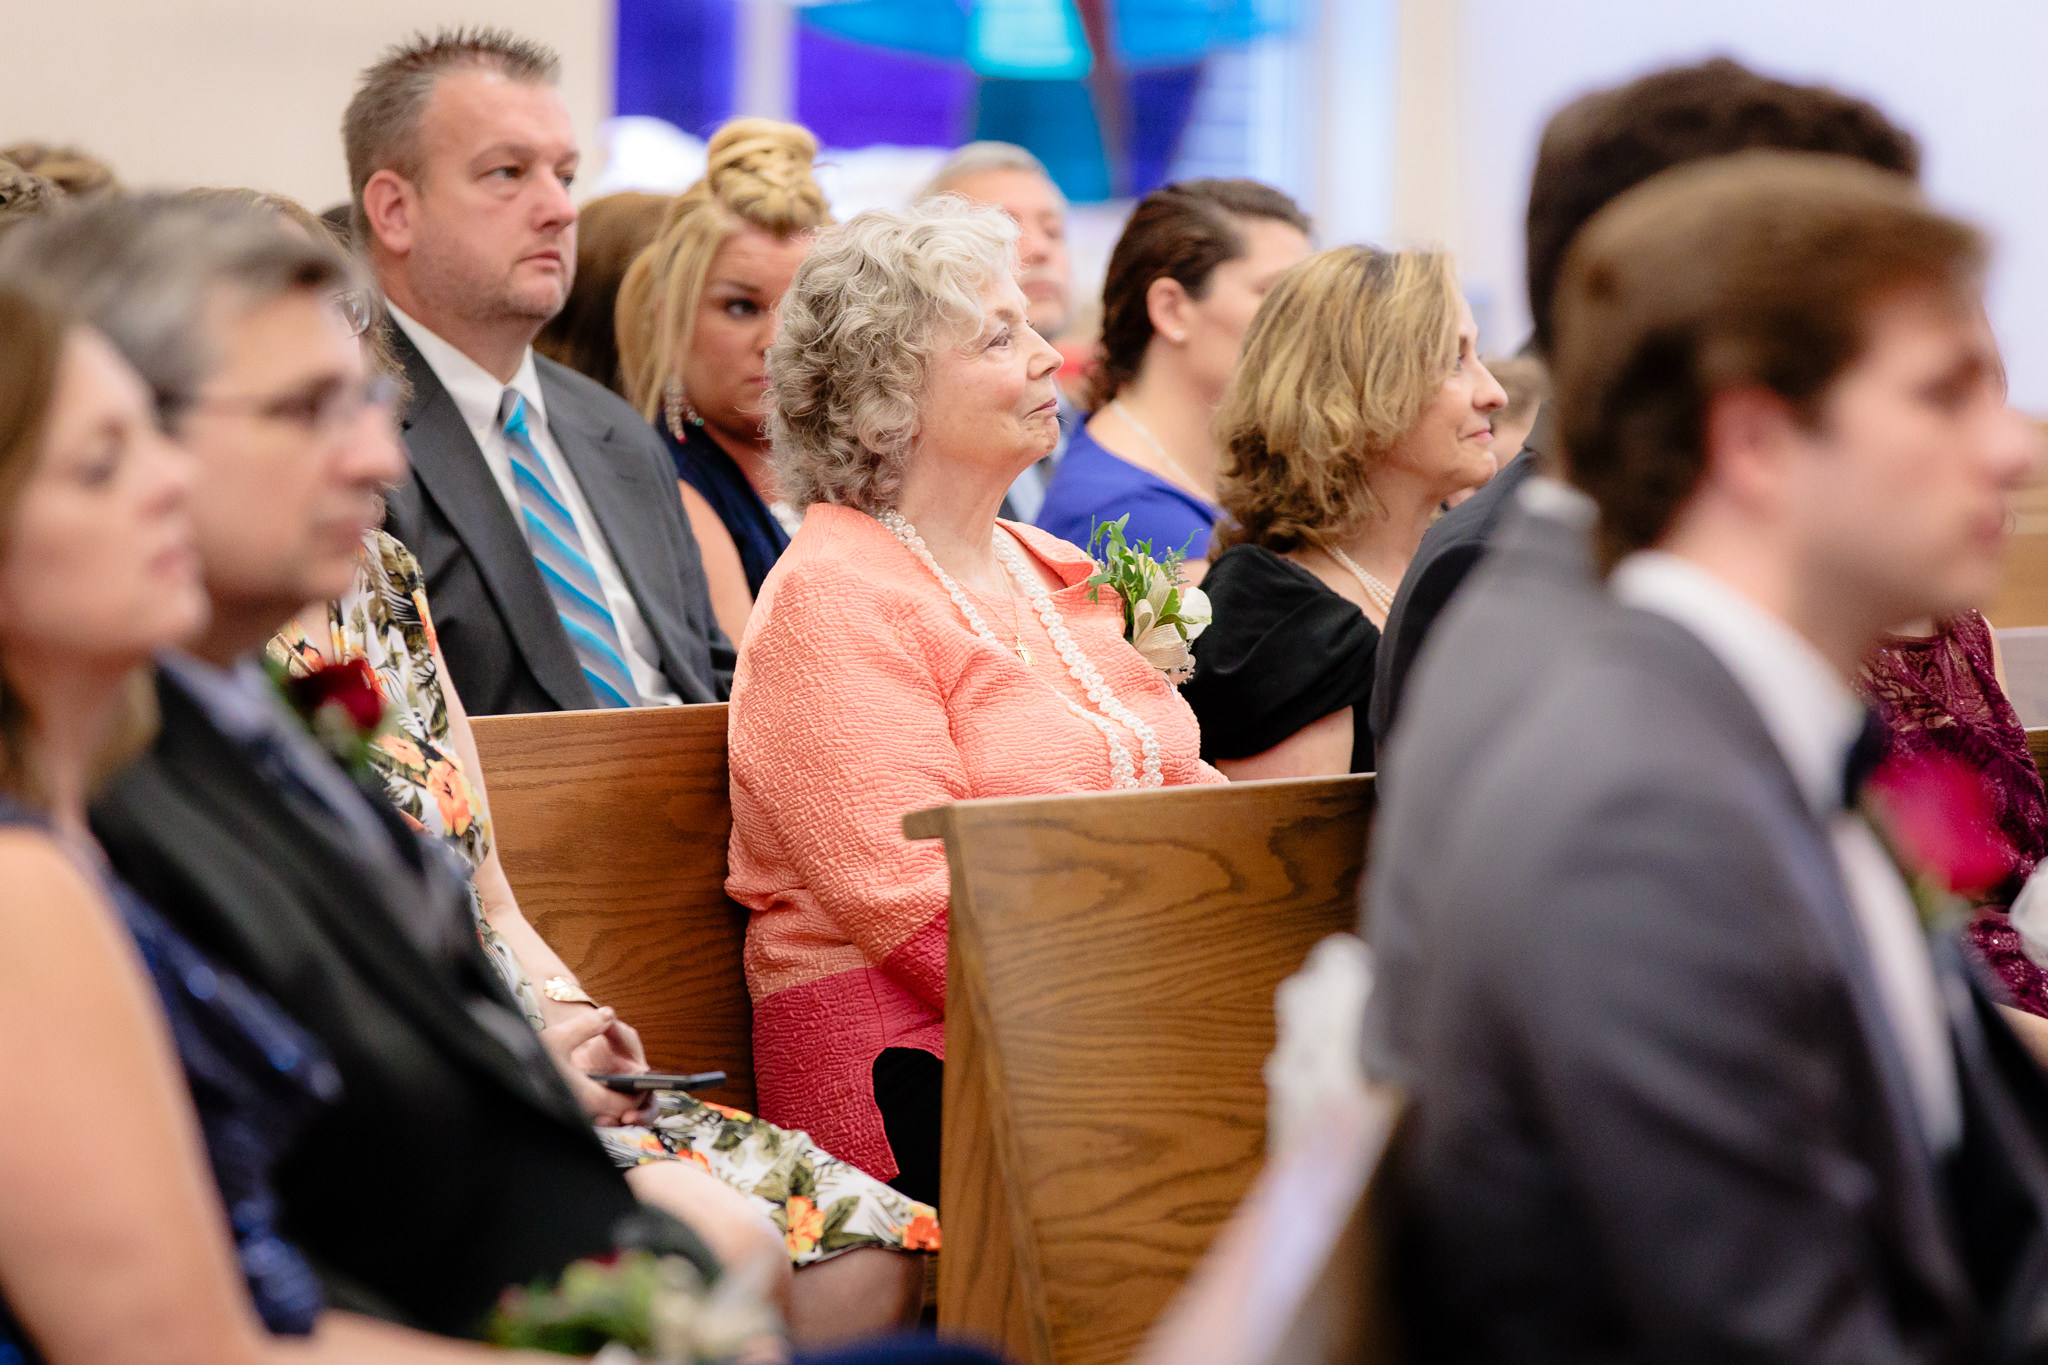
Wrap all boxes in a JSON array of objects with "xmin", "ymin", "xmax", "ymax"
[
  {"xmin": 616, "ymin": 118, "xmax": 832, "ymax": 420},
  {"xmin": 1214, "ymin": 246, "xmax": 1460, "ymax": 553},
  {"xmin": 768, "ymin": 197, "xmax": 1019, "ymax": 513}
]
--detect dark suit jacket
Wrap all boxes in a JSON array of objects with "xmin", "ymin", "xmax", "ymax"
[
  {"xmin": 1361, "ymin": 493, "xmax": 1598, "ymax": 1084},
  {"xmin": 1396, "ymin": 604, "xmax": 2048, "ymax": 1363},
  {"xmin": 90, "ymin": 670, "xmax": 714, "ymax": 1336},
  {"xmin": 1368, "ymin": 436, "xmax": 1543, "ymax": 750},
  {"xmin": 383, "ymin": 326, "xmax": 735, "ymax": 715}
]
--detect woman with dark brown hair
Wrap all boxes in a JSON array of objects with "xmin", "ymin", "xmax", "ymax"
[{"xmin": 1035, "ymin": 178, "xmax": 1309, "ymax": 569}]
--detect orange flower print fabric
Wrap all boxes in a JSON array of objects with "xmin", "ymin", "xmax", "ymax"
[{"xmin": 267, "ymin": 530, "xmax": 938, "ymax": 1268}]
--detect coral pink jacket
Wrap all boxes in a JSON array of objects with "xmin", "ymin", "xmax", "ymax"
[{"xmin": 727, "ymin": 505, "xmax": 1223, "ymax": 1178}]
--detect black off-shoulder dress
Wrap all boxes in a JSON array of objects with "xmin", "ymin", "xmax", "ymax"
[{"xmin": 1182, "ymin": 544, "xmax": 1382, "ymax": 774}]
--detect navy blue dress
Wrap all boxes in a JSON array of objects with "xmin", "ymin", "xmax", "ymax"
[
  {"xmin": 661, "ymin": 420, "xmax": 790, "ymax": 599},
  {"xmin": 1034, "ymin": 424, "xmax": 1223, "ymax": 560},
  {"xmin": 0, "ymin": 800, "xmax": 340, "ymax": 1361}
]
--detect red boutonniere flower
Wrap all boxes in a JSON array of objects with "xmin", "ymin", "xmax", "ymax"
[
  {"xmin": 1862, "ymin": 749, "xmax": 2014, "ymax": 926},
  {"xmin": 268, "ymin": 657, "xmax": 391, "ymax": 780}
]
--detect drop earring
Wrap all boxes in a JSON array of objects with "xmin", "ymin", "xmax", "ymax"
[{"xmin": 663, "ymin": 376, "xmax": 703, "ymax": 439}]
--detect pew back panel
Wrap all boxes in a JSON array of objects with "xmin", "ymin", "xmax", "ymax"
[
  {"xmin": 472, "ymin": 704, "xmax": 755, "ymax": 1114},
  {"xmin": 1131, "ymin": 1087, "xmax": 1407, "ymax": 1365},
  {"xmin": 908, "ymin": 773, "xmax": 1376, "ymax": 1365}
]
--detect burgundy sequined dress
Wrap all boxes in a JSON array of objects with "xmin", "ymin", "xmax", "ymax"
[{"xmin": 1859, "ymin": 610, "xmax": 2048, "ymax": 1016}]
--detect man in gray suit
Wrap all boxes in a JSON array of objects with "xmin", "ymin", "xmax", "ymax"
[
  {"xmin": 1397, "ymin": 152, "xmax": 2048, "ymax": 1361},
  {"xmin": 1363, "ymin": 60, "xmax": 1925, "ymax": 1084},
  {"xmin": 346, "ymin": 28, "xmax": 732, "ymax": 715}
]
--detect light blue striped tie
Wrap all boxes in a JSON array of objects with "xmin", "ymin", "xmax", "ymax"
[{"xmin": 499, "ymin": 391, "xmax": 639, "ymax": 708}]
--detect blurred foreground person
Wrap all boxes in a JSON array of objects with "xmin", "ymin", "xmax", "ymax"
[
  {"xmin": 0, "ymin": 194, "xmax": 722, "ymax": 1337},
  {"xmin": 0, "ymin": 270, "xmax": 553, "ymax": 1365},
  {"xmin": 1397, "ymin": 152, "xmax": 2048, "ymax": 1362},
  {"xmin": 1363, "ymin": 59, "xmax": 1929, "ymax": 1086}
]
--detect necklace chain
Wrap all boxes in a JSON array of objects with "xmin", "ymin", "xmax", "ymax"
[
  {"xmin": 1326, "ymin": 544, "xmax": 1396, "ymax": 615},
  {"xmin": 1109, "ymin": 399, "xmax": 1211, "ymax": 502},
  {"xmin": 877, "ymin": 510, "xmax": 1163, "ymax": 789}
]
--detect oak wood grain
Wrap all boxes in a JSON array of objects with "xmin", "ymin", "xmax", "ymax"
[
  {"xmin": 1131, "ymin": 1088, "xmax": 1408, "ymax": 1365},
  {"xmin": 2028, "ymin": 726, "xmax": 2048, "ymax": 783},
  {"xmin": 471, "ymin": 704, "xmax": 755, "ymax": 1114},
  {"xmin": 910, "ymin": 773, "xmax": 1377, "ymax": 1365}
]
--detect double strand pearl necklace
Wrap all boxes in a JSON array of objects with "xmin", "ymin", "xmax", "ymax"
[
  {"xmin": 1326, "ymin": 544, "xmax": 1397, "ymax": 616},
  {"xmin": 879, "ymin": 509, "xmax": 1164, "ymax": 789}
]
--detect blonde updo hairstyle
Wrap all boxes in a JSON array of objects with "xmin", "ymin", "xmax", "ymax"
[
  {"xmin": 768, "ymin": 197, "xmax": 1020, "ymax": 514},
  {"xmin": 616, "ymin": 118, "xmax": 832, "ymax": 422},
  {"xmin": 1213, "ymin": 245, "xmax": 1461, "ymax": 553}
]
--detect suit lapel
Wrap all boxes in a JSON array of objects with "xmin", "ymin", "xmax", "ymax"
[
  {"xmin": 1632, "ymin": 612, "xmax": 1975, "ymax": 1319},
  {"xmin": 535, "ymin": 359, "xmax": 701, "ymax": 701},
  {"xmin": 391, "ymin": 329, "xmax": 595, "ymax": 711},
  {"xmin": 152, "ymin": 677, "xmax": 589, "ymax": 1130}
]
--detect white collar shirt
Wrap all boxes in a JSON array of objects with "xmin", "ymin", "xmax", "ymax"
[
  {"xmin": 1612, "ymin": 550, "xmax": 1962, "ymax": 1156},
  {"xmin": 386, "ymin": 303, "xmax": 679, "ymax": 707}
]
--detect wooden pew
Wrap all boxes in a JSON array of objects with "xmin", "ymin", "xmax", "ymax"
[
  {"xmin": 904, "ymin": 774, "xmax": 1376, "ymax": 1365},
  {"xmin": 471, "ymin": 704, "xmax": 755, "ymax": 1115},
  {"xmin": 1131, "ymin": 1086, "xmax": 1407, "ymax": 1365},
  {"xmin": 2028, "ymin": 726, "xmax": 2048, "ymax": 784}
]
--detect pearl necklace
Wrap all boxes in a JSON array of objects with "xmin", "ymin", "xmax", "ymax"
[
  {"xmin": 1109, "ymin": 399, "xmax": 1213, "ymax": 503},
  {"xmin": 1326, "ymin": 545, "xmax": 1396, "ymax": 616},
  {"xmin": 878, "ymin": 509, "xmax": 1163, "ymax": 789}
]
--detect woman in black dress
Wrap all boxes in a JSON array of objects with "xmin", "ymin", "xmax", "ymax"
[{"xmin": 1184, "ymin": 246, "xmax": 1506, "ymax": 777}]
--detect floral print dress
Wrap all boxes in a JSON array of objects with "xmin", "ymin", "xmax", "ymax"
[{"xmin": 268, "ymin": 530, "xmax": 938, "ymax": 1265}]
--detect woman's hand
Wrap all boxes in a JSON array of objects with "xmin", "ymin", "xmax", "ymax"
[{"xmin": 538, "ymin": 1007, "xmax": 652, "ymax": 1126}]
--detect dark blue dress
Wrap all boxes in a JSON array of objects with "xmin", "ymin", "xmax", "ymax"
[
  {"xmin": 0, "ymin": 800, "xmax": 340, "ymax": 1361},
  {"xmin": 661, "ymin": 420, "xmax": 790, "ymax": 599},
  {"xmin": 1034, "ymin": 424, "xmax": 1223, "ymax": 559}
]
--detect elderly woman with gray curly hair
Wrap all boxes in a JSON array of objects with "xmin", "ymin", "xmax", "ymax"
[{"xmin": 725, "ymin": 199, "xmax": 1223, "ymax": 1203}]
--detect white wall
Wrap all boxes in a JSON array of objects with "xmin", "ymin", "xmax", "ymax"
[
  {"xmin": 0, "ymin": 0, "xmax": 611, "ymax": 212},
  {"xmin": 1452, "ymin": 0, "xmax": 2048, "ymax": 405}
]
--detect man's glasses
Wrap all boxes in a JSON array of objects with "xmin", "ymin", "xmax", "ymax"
[
  {"xmin": 333, "ymin": 288, "xmax": 376, "ymax": 339},
  {"xmin": 170, "ymin": 372, "xmax": 399, "ymax": 437}
]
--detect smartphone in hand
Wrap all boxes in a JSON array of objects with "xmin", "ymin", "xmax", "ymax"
[{"xmin": 587, "ymin": 1070, "xmax": 727, "ymax": 1094}]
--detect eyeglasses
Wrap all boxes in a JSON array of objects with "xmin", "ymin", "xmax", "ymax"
[
  {"xmin": 333, "ymin": 288, "xmax": 376, "ymax": 339},
  {"xmin": 171, "ymin": 372, "xmax": 399, "ymax": 437}
]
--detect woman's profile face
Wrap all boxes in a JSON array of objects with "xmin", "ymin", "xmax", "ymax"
[
  {"xmin": 682, "ymin": 224, "xmax": 812, "ymax": 446},
  {"xmin": 1384, "ymin": 295, "xmax": 1507, "ymax": 500},
  {"xmin": 1174, "ymin": 217, "xmax": 1311, "ymax": 404},
  {"xmin": 0, "ymin": 327, "xmax": 208, "ymax": 675},
  {"xmin": 913, "ymin": 273, "xmax": 1064, "ymax": 485}
]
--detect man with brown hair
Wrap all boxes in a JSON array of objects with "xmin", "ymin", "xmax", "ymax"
[
  {"xmin": 1365, "ymin": 59, "xmax": 1928, "ymax": 1086},
  {"xmin": 1396, "ymin": 151, "xmax": 2048, "ymax": 1362},
  {"xmin": 348, "ymin": 27, "xmax": 731, "ymax": 716}
]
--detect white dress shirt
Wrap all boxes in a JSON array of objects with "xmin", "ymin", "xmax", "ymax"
[
  {"xmin": 1613, "ymin": 550, "xmax": 1962, "ymax": 1155},
  {"xmin": 387, "ymin": 304, "xmax": 679, "ymax": 707}
]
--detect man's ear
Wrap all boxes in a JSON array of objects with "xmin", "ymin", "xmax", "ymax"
[
  {"xmin": 1702, "ymin": 384, "xmax": 1799, "ymax": 513},
  {"xmin": 1144, "ymin": 276, "xmax": 1193, "ymax": 347},
  {"xmin": 361, "ymin": 169, "xmax": 415, "ymax": 258}
]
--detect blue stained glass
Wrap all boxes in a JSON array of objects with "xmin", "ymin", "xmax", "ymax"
[
  {"xmin": 967, "ymin": 0, "xmax": 1092, "ymax": 80},
  {"xmin": 800, "ymin": 0, "xmax": 970, "ymax": 61},
  {"xmin": 796, "ymin": 24, "xmax": 975, "ymax": 148},
  {"xmin": 615, "ymin": 0, "xmax": 738, "ymax": 137}
]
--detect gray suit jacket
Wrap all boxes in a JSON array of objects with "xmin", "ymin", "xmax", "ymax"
[
  {"xmin": 1362, "ymin": 492, "xmax": 1599, "ymax": 1083},
  {"xmin": 1394, "ymin": 603, "xmax": 2048, "ymax": 1362},
  {"xmin": 383, "ymin": 326, "xmax": 734, "ymax": 715}
]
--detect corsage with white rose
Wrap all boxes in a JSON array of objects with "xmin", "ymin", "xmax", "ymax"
[{"xmin": 1085, "ymin": 516, "xmax": 1213, "ymax": 684}]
